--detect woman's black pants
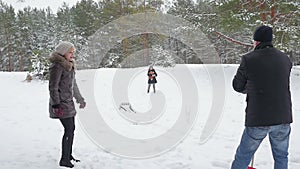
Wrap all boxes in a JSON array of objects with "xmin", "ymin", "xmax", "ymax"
[{"xmin": 59, "ymin": 117, "xmax": 75, "ymax": 161}]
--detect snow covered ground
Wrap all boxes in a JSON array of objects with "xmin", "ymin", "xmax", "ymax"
[{"xmin": 0, "ymin": 64, "xmax": 299, "ymax": 169}]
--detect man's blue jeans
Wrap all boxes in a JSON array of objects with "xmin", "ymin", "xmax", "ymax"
[{"xmin": 231, "ymin": 124, "xmax": 291, "ymax": 169}]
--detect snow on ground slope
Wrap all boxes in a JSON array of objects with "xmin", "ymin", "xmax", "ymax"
[{"xmin": 0, "ymin": 64, "xmax": 299, "ymax": 169}]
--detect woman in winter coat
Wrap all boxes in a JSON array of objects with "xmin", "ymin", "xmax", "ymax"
[
  {"xmin": 48, "ymin": 41, "xmax": 86, "ymax": 168},
  {"xmin": 147, "ymin": 66, "xmax": 157, "ymax": 93}
]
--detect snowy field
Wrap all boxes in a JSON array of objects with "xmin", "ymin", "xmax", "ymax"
[{"xmin": 0, "ymin": 64, "xmax": 300, "ymax": 169}]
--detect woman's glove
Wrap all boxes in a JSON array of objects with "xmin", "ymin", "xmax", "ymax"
[
  {"xmin": 79, "ymin": 101, "xmax": 86, "ymax": 109},
  {"xmin": 52, "ymin": 104, "xmax": 64, "ymax": 117}
]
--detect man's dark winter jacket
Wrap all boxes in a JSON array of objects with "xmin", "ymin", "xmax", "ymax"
[{"xmin": 233, "ymin": 42, "xmax": 293, "ymax": 127}]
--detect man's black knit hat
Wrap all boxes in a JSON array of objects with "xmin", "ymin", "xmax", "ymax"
[{"xmin": 253, "ymin": 25, "xmax": 273, "ymax": 42}]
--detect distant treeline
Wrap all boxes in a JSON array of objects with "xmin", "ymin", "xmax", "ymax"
[{"xmin": 0, "ymin": 0, "xmax": 299, "ymax": 74}]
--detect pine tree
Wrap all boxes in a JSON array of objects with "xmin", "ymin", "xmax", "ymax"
[
  {"xmin": 0, "ymin": 1, "xmax": 17, "ymax": 71},
  {"xmin": 215, "ymin": 0, "xmax": 300, "ymax": 62}
]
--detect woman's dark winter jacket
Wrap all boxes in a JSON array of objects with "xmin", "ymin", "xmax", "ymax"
[
  {"xmin": 148, "ymin": 69, "xmax": 157, "ymax": 84},
  {"xmin": 48, "ymin": 52, "xmax": 84, "ymax": 119},
  {"xmin": 232, "ymin": 42, "xmax": 292, "ymax": 127}
]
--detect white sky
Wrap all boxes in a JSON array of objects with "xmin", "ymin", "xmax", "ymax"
[
  {"xmin": 2, "ymin": 0, "xmax": 82, "ymax": 12},
  {"xmin": 2, "ymin": 0, "xmax": 182, "ymax": 13}
]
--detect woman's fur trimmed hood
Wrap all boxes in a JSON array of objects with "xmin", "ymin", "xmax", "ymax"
[{"xmin": 49, "ymin": 52, "xmax": 75, "ymax": 71}]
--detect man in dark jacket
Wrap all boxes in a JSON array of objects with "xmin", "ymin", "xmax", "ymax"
[{"xmin": 231, "ymin": 25, "xmax": 292, "ymax": 169}]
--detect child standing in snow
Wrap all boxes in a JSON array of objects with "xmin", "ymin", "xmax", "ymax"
[{"xmin": 147, "ymin": 66, "xmax": 157, "ymax": 93}]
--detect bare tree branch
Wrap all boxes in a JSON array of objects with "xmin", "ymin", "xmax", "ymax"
[{"xmin": 214, "ymin": 31, "xmax": 253, "ymax": 48}]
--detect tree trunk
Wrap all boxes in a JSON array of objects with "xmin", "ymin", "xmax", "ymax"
[
  {"xmin": 4, "ymin": 27, "xmax": 13, "ymax": 72},
  {"xmin": 260, "ymin": 0, "xmax": 266, "ymax": 21},
  {"xmin": 142, "ymin": 33, "xmax": 149, "ymax": 65},
  {"xmin": 271, "ymin": 0, "xmax": 277, "ymax": 23},
  {"xmin": 19, "ymin": 52, "xmax": 23, "ymax": 71}
]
